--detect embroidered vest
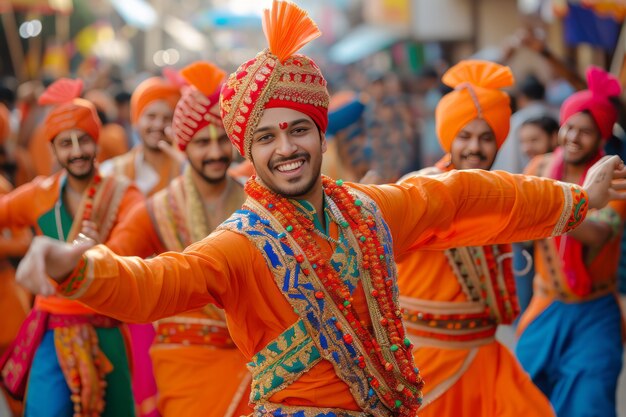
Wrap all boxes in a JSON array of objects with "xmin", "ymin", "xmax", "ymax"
[{"xmin": 218, "ymin": 188, "xmax": 421, "ymax": 417}]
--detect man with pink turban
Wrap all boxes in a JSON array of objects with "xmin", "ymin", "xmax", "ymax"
[
  {"xmin": 395, "ymin": 60, "xmax": 555, "ymax": 416},
  {"xmin": 516, "ymin": 67, "xmax": 626, "ymax": 417}
]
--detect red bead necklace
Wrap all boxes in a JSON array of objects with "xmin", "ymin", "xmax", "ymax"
[{"xmin": 245, "ymin": 176, "xmax": 423, "ymax": 414}]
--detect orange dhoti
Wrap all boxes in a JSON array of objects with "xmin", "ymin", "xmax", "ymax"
[{"xmin": 414, "ymin": 343, "xmax": 554, "ymax": 416}]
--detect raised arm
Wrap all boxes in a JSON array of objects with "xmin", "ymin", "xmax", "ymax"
[
  {"xmin": 353, "ymin": 155, "xmax": 626, "ymax": 256},
  {"xmin": 16, "ymin": 229, "xmax": 244, "ymax": 323}
]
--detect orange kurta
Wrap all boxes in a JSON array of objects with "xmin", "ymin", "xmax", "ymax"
[
  {"xmin": 60, "ymin": 170, "xmax": 585, "ymax": 413},
  {"xmin": 0, "ymin": 175, "xmax": 31, "ymax": 355},
  {"xmin": 395, "ymin": 169, "xmax": 554, "ymax": 416},
  {"xmin": 0, "ymin": 171, "xmax": 143, "ymax": 315},
  {"xmin": 106, "ymin": 174, "xmax": 251, "ymax": 417}
]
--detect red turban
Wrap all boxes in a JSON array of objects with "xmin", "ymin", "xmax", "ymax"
[
  {"xmin": 130, "ymin": 77, "xmax": 181, "ymax": 125},
  {"xmin": 435, "ymin": 60, "xmax": 514, "ymax": 152},
  {"xmin": 172, "ymin": 61, "xmax": 226, "ymax": 151},
  {"xmin": 38, "ymin": 78, "xmax": 101, "ymax": 143},
  {"xmin": 220, "ymin": 0, "xmax": 329, "ymax": 158},
  {"xmin": 560, "ymin": 66, "xmax": 621, "ymax": 140}
]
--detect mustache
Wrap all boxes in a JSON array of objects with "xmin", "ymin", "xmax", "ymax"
[
  {"xmin": 202, "ymin": 157, "xmax": 230, "ymax": 166},
  {"xmin": 68, "ymin": 156, "xmax": 91, "ymax": 163},
  {"xmin": 269, "ymin": 152, "xmax": 309, "ymax": 170},
  {"xmin": 461, "ymin": 152, "xmax": 487, "ymax": 161}
]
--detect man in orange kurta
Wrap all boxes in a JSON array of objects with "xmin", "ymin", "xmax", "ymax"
[
  {"xmin": 106, "ymin": 61, "xmax": 251, "ymax": 417},
  {"xmin": 0, "ymin": 79, "xmax": 143, "ymax": 417},
  {"xmin": 395, "ymin": 60, "xmax": 555, "ymax": 416},
  {"xmin": 516, "ymin": 67, "xmax": 626, "ymax": 417},
  {"xmin": 100, "ymin": 76, "xmax": 181, "ymax": 196},
  {"xmin": 13, "ymin": 2, "xmax": 626, "ymax": 417}
]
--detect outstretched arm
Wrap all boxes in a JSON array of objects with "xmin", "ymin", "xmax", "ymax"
[
  {"xmin": 354, "ymin": 155, "xmax": 626, "ymax": 256},
  {"xmin": 16, "ymin": 230, "xmax": 238, "ymax": 323}
]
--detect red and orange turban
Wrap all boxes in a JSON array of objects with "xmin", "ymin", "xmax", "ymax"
[
  {"xmin": 220, "ymin": 0, "xmax": 329, "ymax": 158},
  {"xmin": 560, "ymin": 66, "xmax": 621, "ymax": 140},
  {"xmin": 0, "ymin": 103, "xmax": 9, "ymax": 143},
  {"xmin": 172, "ymin": 61, "xmax": 226, "ymax": 151},
  {"xmin": 435, "ymin": 60, "xmax": 514, "ymax": 152},
  {"xmin": 130, "ymin": 77, "xmax": 181, "ymax": 125},
  {"xmin": 38, "ymin": 78, "xmax": 101, "ymax": 143}
]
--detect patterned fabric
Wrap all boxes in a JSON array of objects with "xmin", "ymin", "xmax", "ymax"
[
  {"xmin": 172, "ymin": 61, "xmax": 225, "ymax": 151},
  {"xmin": 248, "ymin": 320, "xmax": 321, "ymax": 402},
  {"xmin": 218, "ymin": 189, "xmax": 420, "ymax": 417}
]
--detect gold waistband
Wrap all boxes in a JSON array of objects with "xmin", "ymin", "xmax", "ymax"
[
  {"xmin": 253, "ymin": 403, "xmax": 368, "ymax": 417},
  {"xmin": 400, "ymin": 296, "xmax": 496, "ymax": 348}
]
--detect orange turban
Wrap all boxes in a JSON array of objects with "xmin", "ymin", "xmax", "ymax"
[
  {"xmin": 130, "ymin": 77, "xmax": 181, "ymax": 125},
  {"xmin": 38, "ymin": 78, "xmax": 101, "ymax": 143},
  {"xmin": 435, "ymin": 60, "xmax": 514, "ymax": 152},
  {"xmin": 220, "ymin": 0, "xmax": 329, "ymax": 158},
  {"xmin": 172, "ymin": 61, "xmax": 226, "ymax": 151},
  {"xmin": 0, "ymin": 103, "xmax": 9, "ymax": 144}
]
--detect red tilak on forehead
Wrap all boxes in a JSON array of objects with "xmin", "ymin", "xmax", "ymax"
[{"xmin": 279, "ymin": 122, "xmax": 288, "ymax": 130}]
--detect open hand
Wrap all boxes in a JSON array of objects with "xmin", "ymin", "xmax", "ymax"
[
  {"xmin": 15, "ymin": 235, "xmax": 96, "ymax": 296},
  {"xmin": 583, "ymin": 155, "xmax": 626, "ymax": 209}
]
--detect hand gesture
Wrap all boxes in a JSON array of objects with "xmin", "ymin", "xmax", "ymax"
[
  {"xmin": 582, "ymin": 155, "xmax": 626, "ymax": 209},
  {"xmin": 15, "ymin": 235, "xmax": 96, "ymax": 296}
]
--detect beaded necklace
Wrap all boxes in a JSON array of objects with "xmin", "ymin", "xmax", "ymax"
[
  {"xmin": 245, "ymin": 175, "xmax": 423, "ymax": 414},
  {"xmin": 57, "ymin": 173, "xmax": 102, "ymax": 242}
]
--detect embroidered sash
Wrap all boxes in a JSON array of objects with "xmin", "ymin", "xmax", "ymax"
[{"xmin": 218, "ymin": 189, "xmax": 420, "ymax": 417}]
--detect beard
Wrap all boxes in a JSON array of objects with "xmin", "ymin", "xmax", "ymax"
[
  {"xmin": 189, "ymin": 157, "xmax": 230, "ymax": 184},
  {"xmin": 262, "ymin": 152, "xmax": 322, "ymax": 198},
  {"xmin": 61, "ymin": 155, "xmax": 96, "ymax": 180}
]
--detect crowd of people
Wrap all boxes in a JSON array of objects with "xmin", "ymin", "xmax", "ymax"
[{"xmin": 1, "ymin": 1, "xmax": 626, "ymax": 417}]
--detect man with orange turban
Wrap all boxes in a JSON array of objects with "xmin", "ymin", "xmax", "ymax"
[
  {"xmin": 12, "ymin": 3, "xmax": 626, "ymax": 417},
  {"xmin": 516, "ymin": 67, "xmax": 626, "ymax": 417},
  {"xmin": 395, "ymin": 60, "xmax": 555, "ymax": 416},
  {"xmin": 0, "ymin": 78, "xmax": 143, "ymax": 417},
  {"xmin": 106, "ymin": 61, "xmax": 251, "ymax": 417},
  {"xmin": 100, "ymin": 76, "xmax": 181, "ymax": 196}
]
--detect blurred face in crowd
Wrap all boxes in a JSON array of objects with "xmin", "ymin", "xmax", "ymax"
[
  {"xmin": 559, "ymin": 112, "xmax": 602, "ymax": 166},
  {"xmin": 250, "ymin": 107, "xmax": 325, "ymax": 199},
  {"xmin": 519, "ymin": 123, "xmax": 557, "ymax": 159},
  {"xmin": 450, "ymin": 118, "xmax": 498, "ymax": 170},
  {"xmin": 52, "ymin": 128, "xmax": 97, "ymax": 180},
  {"xmin": 136, "ymin": 100, "xmax": 174, "ymax": 151},
  {"xmin": 185, "ymin": 125, "xmax": 233, "ymax": 184}
]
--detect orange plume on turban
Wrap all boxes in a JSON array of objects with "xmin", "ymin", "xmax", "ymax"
[
  {"xmin": 435, "ymin": 60, "xmax": 514, "ymax": 153},
  {"xmin": 220, "ymin": 0, "xmax": 329, "ymax": 158},
  {"xmin": 172, "ymin": 61, "xmax": 226, "ymax": 151},
  {"xmin": 130, "ymin": 77, "xmax": 181, "ymax": 125},
  {"xmin": 0, "ymin": 103, "xmax": 9, "ymax": 144},
  {"xmin": 38, "ymin": 78, "xmax": 101, "ymax": 143}
]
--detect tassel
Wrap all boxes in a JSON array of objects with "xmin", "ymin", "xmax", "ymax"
[
  {"xmin": 443, "ymin": 60, "xmax": 514, "ymax": 90},
  {"xmin": 262, "ymin": 0, "xmax": 321, "ymax": 63},
  {"xmin": 38, "ymin": 78, "xmax": 83, "ymax": 106},
  {"xmin": 180, "ymin": 61, "xmax": 226, "ymax": 97}
]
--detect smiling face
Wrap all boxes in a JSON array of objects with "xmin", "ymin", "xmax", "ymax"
[
  {"xmin": 250, "ymin": 107, "xmax": 326, "ymax": 199},
  {"xmin": 136, "ymin": 100, "xmax": 174, "ymax": 151},
  {"xmin": 559, "ymin": 111, "xmax": 603, "ymax": 166},
  {"xmin": 449, "ymin": 118, "xmax": 498, "ymax": 170},
  {"xmin": 185, "ymin": 125, "xmax": 233, "ymax": 184},
  {"xmin": 519, "ymin": 123, "xmax": 556, "ymax": 159},
  {"xmin": 51, "ymin": 128, "xmax": 98, "ymax": 180}
]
